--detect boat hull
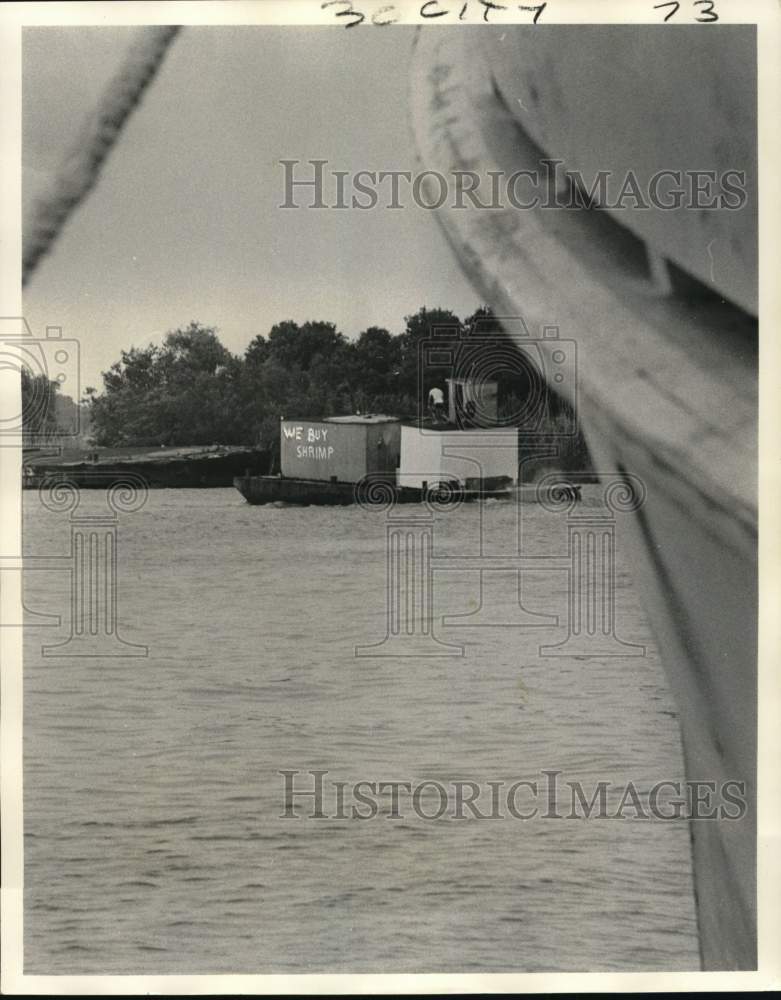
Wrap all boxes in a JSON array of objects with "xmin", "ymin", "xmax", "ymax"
[
  {"xmin": 583, "ymin": 406, "xmax": 756, "ymax": 971},
  {"xmin": 24, "ymin": 447, "xmax": 270, "ymax": 489},
  {"xmin": 409, "ymin": 27, "xmax": 757, "ymax": 969},
  {"xmin": 233, "ymin": 474, "xmax": 518, "ymax": 506}
]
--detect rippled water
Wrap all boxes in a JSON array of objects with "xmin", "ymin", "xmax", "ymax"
[{"xmin": 23, "ymin": 487, "xmax": 700, "ymax": 973}]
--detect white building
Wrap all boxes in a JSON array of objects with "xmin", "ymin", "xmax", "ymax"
[{"xmin": 396, "ymin": 425, "xmax": 518, "ymax": 491}]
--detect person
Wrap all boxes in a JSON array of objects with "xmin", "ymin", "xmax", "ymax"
[{"xmin": 428, "ymin": 385, "xmax": 446, "ymax": 423}]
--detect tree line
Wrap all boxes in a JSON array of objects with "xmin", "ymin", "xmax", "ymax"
[{"xmin": 71, "ymin": 306, "xmax": 591, "ymax": 470}]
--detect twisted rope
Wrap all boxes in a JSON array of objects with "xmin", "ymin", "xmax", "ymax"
[{"xmin": 23, "ymin": 25, "xmax": 182, "ymax": 286}]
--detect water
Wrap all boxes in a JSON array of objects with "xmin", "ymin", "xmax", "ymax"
[{"xmin": 23, "ymin": 487, "xmax": 700, "ymax": 973}]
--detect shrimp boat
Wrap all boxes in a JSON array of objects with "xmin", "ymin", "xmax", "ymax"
[
  {"xmin": 409, "ymin": 27, "xmax": 757, "ymax": 969},
  {"xmin": 233, "ymin": 414, "xmax": 530, "ymax": 505}
]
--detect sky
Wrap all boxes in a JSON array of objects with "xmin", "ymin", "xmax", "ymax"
[{"xmin": 22, "ymin": 26, "xmax": 481, "ymax": 394}]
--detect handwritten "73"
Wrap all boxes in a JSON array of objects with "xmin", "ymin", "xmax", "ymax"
[{"xmin": 653, "ymin": 0, "xmax": 718, "ymax": 22}]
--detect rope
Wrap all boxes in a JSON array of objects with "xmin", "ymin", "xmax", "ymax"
[{"xmin": 23, "ymin": 26, "xmax": 182, "ymax": 287}]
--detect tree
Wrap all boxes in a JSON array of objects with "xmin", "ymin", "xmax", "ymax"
[
  {"xmin": 244, "ymin": 334, "xmax": 269, "ymax": 368},
  {"xmin": 463, "ymin": 304, "xmax": 499, "ymax": 333},
  {"xmin": 351, "ymin": 326, "xmax": 400, "ymax": 400},
  {"xmin": 88, "ymin": 323, "xmax": 243, "ymax": 446},
  {"xmin": 21, "ymin": 368, "xmax": 59, "ymax": 444},
  {"xmin": 397, "ymin": 306, "xmax": 462, "ymax": 405},
  {"xmin": 164, "ymin": 321, "xmax": 232, "ymax": 374},
  {"xmin": 267, "ymin": 320, "xmax": 345, "ymax": 371}
]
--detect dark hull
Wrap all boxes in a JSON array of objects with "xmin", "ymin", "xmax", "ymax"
[
  {"xmin": 24, "ymin": 449, "xmax": 270, "ymax": 490},
  {"xmin": 233, "ymin": 475, "xmax": 519, "ymax": 506},
  {"xmin": 235, "ymin": 475, "xmax": 381, "ymax": 506}
]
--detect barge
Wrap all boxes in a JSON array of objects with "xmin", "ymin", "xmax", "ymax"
[{"xmin": 24, "ymin": 444, "xmax": 270, "ymax": 489}]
